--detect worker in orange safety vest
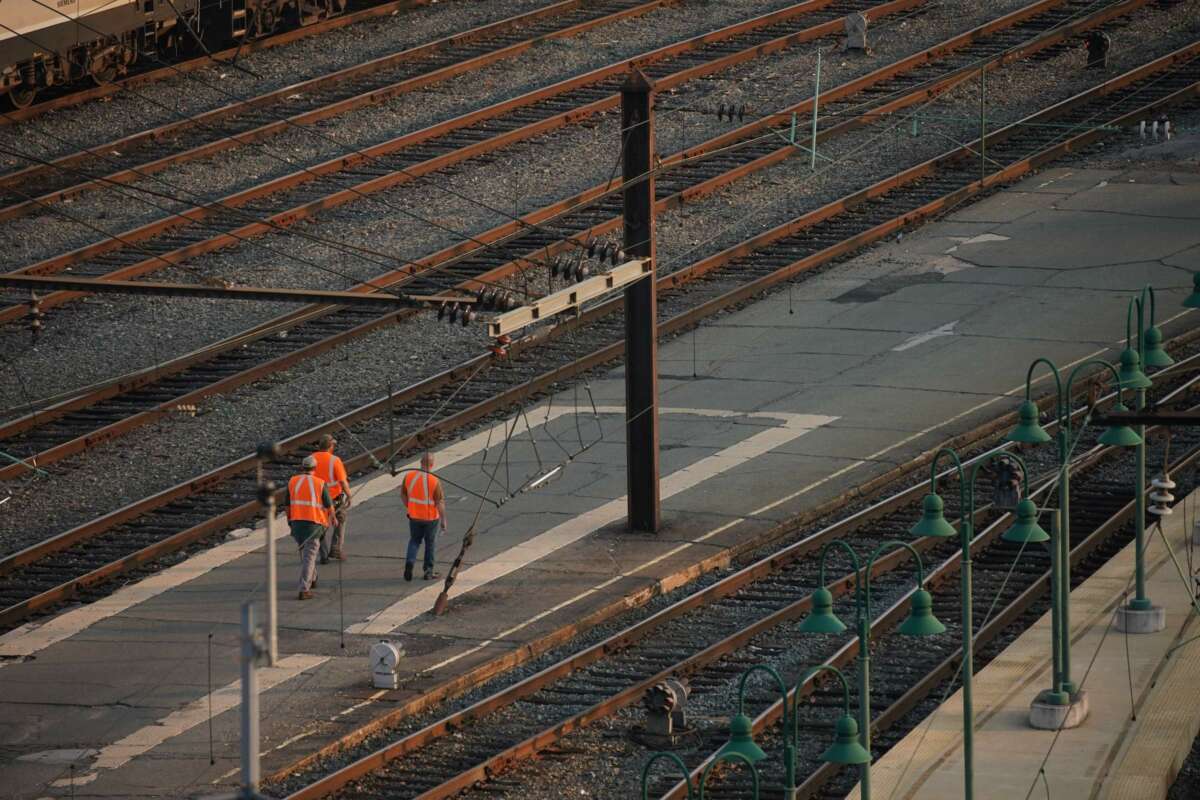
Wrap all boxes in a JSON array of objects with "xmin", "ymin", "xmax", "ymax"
[
  {"xmin": 399, "ymin": 451, "xmax": 447, "ymax": 582},
  {"xmin": 282, "ymin": 455, "xmax": 334, "ymax": 600},
  {"xmin": 312, "ymin": 434, "xmax": 352, "ymax": 563}
]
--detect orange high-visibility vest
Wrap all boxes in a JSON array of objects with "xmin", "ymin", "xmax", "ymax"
[
  {"xmin": 404, "ymin": 470, "xmax": 440, "ymax": 521},
  {"xmin": 288, "ymin": 474, "xmax": 329, "ymax": 526},
  {"xmin": 312, "ymin": 451, "xmax": 346, "ymax": 499}
]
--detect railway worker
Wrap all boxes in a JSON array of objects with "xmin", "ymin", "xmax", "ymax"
[
  {"xmin": 400, "ymin": 451, "xmax": 447, "ymax": 582},
  {"xmin": 285, "ymin": 455, "xmax": 334, "ymax": 601},
  {"xmin": 312, "ymin": 434, "xmax": 352, "ymax": 563}
]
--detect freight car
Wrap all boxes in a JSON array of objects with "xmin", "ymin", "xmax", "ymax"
[{"xmin": 0, "ymin": 0, "xmax": 347, "ymax": 108}]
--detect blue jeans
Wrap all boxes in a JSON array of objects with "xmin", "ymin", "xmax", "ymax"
[{"xmin": 406, "ymin": 518, "xmax": 438, "ymax": 572}]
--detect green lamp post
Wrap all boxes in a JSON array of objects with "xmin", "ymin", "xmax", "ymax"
[
  {"xmin": 793, "ymin": 664, "xmax": 872, "ymax": 770},
  {"xmin": 1008, "ymin": 358, "xmax": 1140, "ymax": 722},
  {"xmin": 798, "ymin": 539, "xmax": 946, "ymax": 800},
  {"xmin": 640, "ymin": 751, "xmax": 694, "ymax": 799},
  {"xmin": 1183, "ymin": 272, "xmax": 1200, "ymax": 309},
  {"xmin": 717, "ymin": 664, "xmax": 784, "ymax": 768},
  {"xmin": 909, "ymin": 448, "xmax": 1048, "ymax": 800},
  {"xmin": 1116, "ymin": 289, "xmax": 1171, "ymax": 634},
  {"xmin": 698, "ymin": 752, "xmax": 760, "ymax": 799}
]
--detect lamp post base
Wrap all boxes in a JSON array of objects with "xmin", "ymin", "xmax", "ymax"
[
  {"xmin": 1029, "ymin": 689, "xmax": 1089, "ymax": 730},
  {"xmin": 1114, "ymin": 604, "xmax": 1166, "ymax": 634}
]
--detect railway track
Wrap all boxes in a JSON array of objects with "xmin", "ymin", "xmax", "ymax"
[
  {"xmin": 0, "ymin": 0, "xmax": 937, "ymax": 318},
  {"xmin": 266, "ymin": 355, "xmax": 1200, "ymax": 800},
  {"xmin": 0, "ymin": 32, "xmax": 1195, "ymax": 632},
  {"xmin": 0, "ymin": 0, "xmax": 1157, "ymax": 481},
  {"xmin": 0, "ymin": 0, "xmax": 670, "ymax": 217},
  {"xmin": 0, "ymin": 0, "xmax": 523, "ymax": 122}
]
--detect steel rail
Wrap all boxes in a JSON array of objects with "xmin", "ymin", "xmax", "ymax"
[
  {"xmin": 0, "ymin": 0, "xmax": 1142, "ymax": 478},
  {"xmin": 0, "ymin": 0, "xmax": 441, "ymax": 124},
  {"xmin": 0, "ymin": 0, "xmax": 670, "ymax": 218},
  {"xmin": 0, "ymin": 0, "xmax": 928, "ymax": 320},
  {"xmin": 0, "ymin": 35, "xmax": 1194, "ymax": 628},
  {"xmin": 282, "ymin": 346, "xmax": 1200, "ymax": 800}
]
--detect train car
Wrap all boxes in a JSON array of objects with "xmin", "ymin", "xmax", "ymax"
[{"xmin": 0, "ymin": 0, "xmax": 347, "ymax": 109}]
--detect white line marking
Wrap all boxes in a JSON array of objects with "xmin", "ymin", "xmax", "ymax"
[
  {"xmin": 893, "ymin": 321, "xmax": 958, "ymax": 351},
  {"xmin": 346, "ymin": 410, "xmax": 836, "ymax": 635},
  {"xmin": 50, "ymin": 654, "xmax": 327, "ymax": 788}
]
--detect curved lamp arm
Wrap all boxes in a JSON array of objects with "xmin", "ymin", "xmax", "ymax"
[
  {"xmin": 1065, "ymin": 358, "xmax": 1124, "ymax": 409},
  {"xmin": 1023, "ymin": 357, "xmax": 1064, "ymax": 417},
  {"xmin": 864, "ymin": 540, "xmax": 929, "ymax": 621},
  {"xmin": 1127, "ymin": 296, "xmax": 1145, "ymax": 355},
  {"xmin": 642, "ymin": 752, "xmax": 694, "ymax": 800},
  {"xmin": 793, "ymin": 664, "xmax": 854, "ymax": 744},
  {"xmin": 929, "ymin": 447, "xmax": 969, "ymax": 535},
  {"xmin": 1141, "ymin": 285, "xmax": 1157, "ymax": 329},
  {"xmin": 699, "ymin": 752, "xmax": 761, "ymax": 799},
  {"xmin": 969, "ymin": 450, "xmax": 1034, "ymax": 498},
  {"xmin": 817, "ymin": 539, "xmax": 863, "ymax": 608},
  {"xmin": 736, "ymin": 664, "xmax": 789, "ymax": 744}
]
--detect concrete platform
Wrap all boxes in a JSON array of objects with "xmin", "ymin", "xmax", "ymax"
[
  {"xmin": 851, "ymin": 489, "xmax": 1200, "ymax": 800},
  {"xmin": 2, "ymin": 146, "xmax": 1199, "ymax": 798}
]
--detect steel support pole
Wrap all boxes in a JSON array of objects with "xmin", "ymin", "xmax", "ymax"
[
  {"xmin": 621, "ymin": 68, "xmax": 660, "ymax": 533},
  {"xmin": 239, "ymin": 603, "xmax": 262, "ymax": 799},
  {"xmin": 1132, "ymin": 383, "xmax": 1151, "ymax": 609},
  {"xmin": 961, "ymin": 514, "xmax": 974, "ymax": 800},
  {"xmin": 810, "ymin": 49, "xmax": 822, "ymax": 170},
  {"xmin": 858, "ymin": 613, "xmax": 872, "ymax": 800},
  {"xmin": 1059, "ymin": 437, "xmax": 1076, "ymax": 696},
  {"xmin": 1049, "ymin": 511, "xmax": 1065, "ymax": 700},
  {"xmin": 264, "ymin": 497, "xmax": 278, "ymax": 666},
  {"xmin": 979, "ymin": 65, "xmax": 986, "ymax": 182}
]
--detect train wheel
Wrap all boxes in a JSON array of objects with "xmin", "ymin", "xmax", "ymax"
[
  {"xmin": 91, "ymin": 63, "xmax": 118, "ymax": 86},
  {"xmin": 7, "ymin": 86, "xmax": 36, "ymax": 109}
]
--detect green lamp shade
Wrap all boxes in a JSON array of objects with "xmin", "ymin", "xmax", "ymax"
[
  {"xmin": 1142, "ymin": 326, "xmax": 1173, "ymax": 369},
  {"xmin": 897, "ymin": 589, "xmax": 946, "ymax": 636},
  {"xmin": 1118, "ymin": 348, "xmax": 1152, "ymax": 390},
  {"xmin": 1098, "ymin": 401, "xmax": 1142, "ymax": 447},
  {"xmin": 1184, "ymin": 273, "xmax": 1200, "ymax": 309},
  {"xmin": 1008, "ymin": 400, "xmax": 1051, "ymax": 444},
  {"xmin": 799, "ymin": 587, "xmax": 847, "ymax": 634},
  {"xmin": 821, "ymin": 714, "xmax": 872, "ymax": 765},
  {"xmin": 1002, "ymin": 498, "xmax": 1050, "ymax": 543},
  {"xmin": 910, "ymin": 493, "xmax": 956, "ymax": 538},
  {"xmin": 718, "ymin": 713, "xmax": 767, "ymax": 764}
]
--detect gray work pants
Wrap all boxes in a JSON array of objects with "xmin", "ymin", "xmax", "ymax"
[
  {"xmin": 320, "ymin": 501, "xmax": 347, "ymax": 560},
  {"xmin": 298, "ymin": 536, "xmax": 321, "ymax": 592}
]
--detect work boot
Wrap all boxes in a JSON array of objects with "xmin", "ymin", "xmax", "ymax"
[
  {"xmin": 423, "ymin": 569, "xmax": 441, "ymax": 581},
  {"xmin": 319, "ymin": 555, "xmax": 329, "ymax": 565},
  {"xmin": 404, "ymin": 562, "xmax": 413, "ymax": 582},
  {"xmin": 298, "ymin": 590, "xmax": 314, "ymax": 600},
  {"xmin": 329, "ymin": 550, "xmax": 344, "ymax": 561}
]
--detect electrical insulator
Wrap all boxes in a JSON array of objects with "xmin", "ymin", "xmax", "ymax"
[
  {"xmin": 716, "ymin": 103, "xmax": 747, "ymax": 122},
  {"xmin": 1149, "ymin": 475, "xmax": 1175, "ymax": 516},
  {"xmin": 574, "ymin": 262, "xmax": 590, "ymax": 283},
  {"xmin": 586, "ymin": 238, "xmax": 598, "ymax": 258},
  {"xmin": 551, "ymin": 255, "xmax": 564, "ymax": 278},
  {"xmin": 28, "ymin": 293, "xmax": 44, "ymax": 338},
  {"xmin": 615, "ymin": 248, "xmax": 626, "ymax": 264},
  {"xmin": 481, "ymin": 289, "xmax": 496, "ymax": 310},
  {"xmin": 462, "ymin": 307, "xmax": 476, "ymax": 327},
  {"xmin": 437, "ymin": 302, "xmax": 448, "ymax": 321},
  {"xmin": 448, "ymin": 302, "xmax": 460, "ymax": 324}
]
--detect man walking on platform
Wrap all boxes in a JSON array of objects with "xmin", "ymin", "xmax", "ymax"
[
  {"xmin": 312, "ymin": 434, "xmax": 352, "ymax": 563},
  {"xmin": 400, "ymin": 451, "xmax": 447, "ymax": 582},
  {"xmin": 284, "ymin": 455, "xmax": 334, "ymax": 600}
]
